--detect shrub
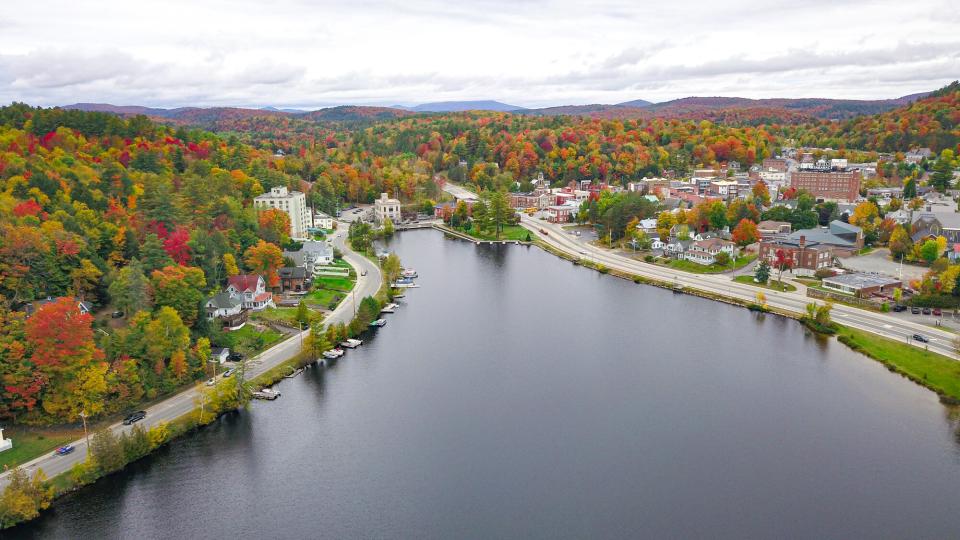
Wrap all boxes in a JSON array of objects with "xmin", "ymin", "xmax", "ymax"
[
  {"xmin": 90, "ymin": 430, "xmax": 125, "ymax": 474},
  {"xmin": 814, "ymin": 268, "xmax": 836, "ymax": 279},
  {"xmin": 644, "ymin": 255, "xmax": 655, "ymax": 263},
  {"xmin": 0, "ymin": 468, "xmax": 54, "ymax": 528},
  {"xmin": 69, "ymin": 459, "xmax": 100, "ymax": 487},
  {"xmin": 147, "ymin": 422, "xmax": 171, "ymax": 448},
  {"xmin": 596, "ymin": 264, "xmax": 609, "ymax": 274}
]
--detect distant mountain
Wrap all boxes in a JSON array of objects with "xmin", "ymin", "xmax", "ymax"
[
  {"xmin": 261, "ymin": 106, "xmax": 307, "ymax": 114},
  {"xmin": 298, "ymin": 106, "xmax": 412, "ymax": 122},
  {"xmin": 64, "ymin": 103, "xmax": 184, "ymax": 118},
  {"xmin": 410, "ymin": 100, "xmax": 525, "ymax": 112},
  {"xmin": 526, "ymin": 92, "xmax": 930, "ymax": 122},
  {"xmin": 616, "ymin": 99, "xmax": 653, "ymax": 108}
]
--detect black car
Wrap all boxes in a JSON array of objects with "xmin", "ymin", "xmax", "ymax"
[
  {"xmin": 913, "ymin": 334, "xmax": 929, "ymax": 343},
  {"xmin": 227, "ymin": 352, "xmax": 243, "ymax": 362},
  {"xmin": 893, "ymin": 304, "xmax": 907, "ymax": 312},
  {"xmin": 911, "ymin": 307, "xmax": 921, "ymax": 314},
  {"xmin": 122, "ymin": 411, "xmax": 146, "ymax": 425},
  {"xmin": 110, "ymin": 311, "xmax": 124, "ymax": 318},
  {"xmin": 922, "ymin": 307, "xmax": 932, "ymax": 315}
]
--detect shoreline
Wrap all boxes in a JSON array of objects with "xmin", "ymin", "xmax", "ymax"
[
  {"xmin": 522, "ymin": 230, "xmax": 960, "ymax": 405},
  {"xmin": 1, "ymin": 233, "xmax": 390, "ymax": 530}
]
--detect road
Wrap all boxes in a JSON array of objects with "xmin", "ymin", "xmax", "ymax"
[
  {"xmin": 439, "ymin": 182, "xmax": 958, "ymax": 358},
  {"xmin": 0, "ymin": 224, "xmax": 382, "ymax": 488}
]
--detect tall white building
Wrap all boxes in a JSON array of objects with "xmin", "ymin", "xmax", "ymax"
[
  {"xmin": 374, "ymin": 192, "xmax": 401, "ymax": 224},
  {"xmin": 254, "ymin": 186, "xmax": 310, "ymax": 239}
]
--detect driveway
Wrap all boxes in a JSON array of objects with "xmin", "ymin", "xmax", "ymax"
[{"xmin": 838, "ymin": 248, "xmax": 927, "ymax": 282}]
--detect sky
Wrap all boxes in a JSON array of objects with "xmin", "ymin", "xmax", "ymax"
[{"xmin": 1, "ymin": 0, "xmax": 958, "ymax": 109}]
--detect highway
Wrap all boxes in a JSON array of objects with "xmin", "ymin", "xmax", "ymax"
[
  {"xmin": 439, "ymin": 181, "xmax": 958, "ymax": 359},
  {"xmin": 0, "ymin": 224, "xmax": 382, "ymax": 489}
]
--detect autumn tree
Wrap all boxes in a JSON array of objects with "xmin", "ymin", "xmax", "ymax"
[
  {"xmin": 222, "ymin": 253, "xmax": 240, "ymax": 276},
  {"xmin": 24, "ymin": 297, "xmax": 105, "ymax": 421},
  {"xmin": 257, "ymin": 208, "xmax": 291, "ymax": 245},
  {"xmin": 244, "ymin": 240, "xmax": 284, "ymax": 288},
  {"xmin": 731, "ymin": 218, "xmax": 759, "ymax": 247},
  {"xmin": 70, "ymin": 259, "xmax": 102, "ymax": 301},
  {"xmin": 888, "ymin": 226, "xmax": 912, "ymax": 259}
]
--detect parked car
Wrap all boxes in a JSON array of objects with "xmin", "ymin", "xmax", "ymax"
[
  {"xmin": 110, "ymin": 311, "xmax": 124, "ymax": 318},
  {"xmin": 227, "ymin": 352, "xmax": 243, "ymax": 362},
  {"xmin": 911, "ymin": 307, "xmax": 921, "ymax": 314},
  {"xmin": 361, "ymin": 269, "xmax": 368, "ymax": 276},
  {"xmin": 913, "ymin": 334, "xmax": 929, "ymax": 343},
  {"xmin": 922, "ymin": 307, "xmax": 932, "ymax": 315},
  {"xmin": 222, "ymin": 368, "xmax": 236, "ymax": 378},
  {"xmin": 893, "ymin": 304, "xmax": 907, "ymax": 312},
  {"xmin": 55, "ymin": 444, "xmax": 75, "ymax": 456},
  {"xmin": 206, "ymin": 378, "xmax": 216, "ymax": 386},
  {"xmin": 122, "ymin": 411, "xmax": 146, "ymax": 425},
  {"xmin": 933, "ymin": 308, "xmax": 942, "ymax": 316}
]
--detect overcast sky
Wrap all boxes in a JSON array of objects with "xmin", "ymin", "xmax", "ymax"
[{"xmin": 1, "ymin": 0, "xmax": 958, "ymax": 109}]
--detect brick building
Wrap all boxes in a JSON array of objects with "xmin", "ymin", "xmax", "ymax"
[{"xmin": 790, "ymin": 170, "xmax": 861, "ymax": 202}]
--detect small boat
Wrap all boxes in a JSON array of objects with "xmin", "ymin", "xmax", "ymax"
[
  {"xmin": 396, "ymin": 277, "xmax": 415, "ymax": 284},
  {"xmin": 391, "ymin": 282, "xmax": 420, "ymax": 288},
  {"xmin": 380, "ymin": 303, "xmax": 398, "ymax": 314},
  {"xmin": 393, "ymin": 292, "xmax": 406, "ymax": 298},
  {"xmin": 370, "ymin": 319, "xmax": 386, "ymax": 327},
  {"xmin": 401, "ymin": 269, "xmax": 418, "ymax": 278},
  {"xmin": 252, "ymin": 388, "xmax": 281, "ymax": 400},
  {"xmin": 340, "ymin": 338, "xmax": 363, "ymax": 348},
  {"xmin": 284, "ymin": 368, "xmax": 304, "ymax": 378},
  {"xmin": 322, "ymin": 348, "xmax": 344, "ymax": 359}
]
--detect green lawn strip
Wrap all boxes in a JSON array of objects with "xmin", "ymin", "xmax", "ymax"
[
  {"xmin": 668, "ymin": 254, "xmax": 755, "ymax": 274},
  {"xmin": 313, "ymin": 275, "xmax": 355, "ymax": 291},
  {"xmin": 733, "ymin": 275, "xmax": 797, "ymax": 292},
  {"xmin": 0, "ymin": 429, "xmax": 81, "ymax": 469},
  {"xmin": 456, "ymin": 224, "xmax": 531, "ymax": 242},
  {"xmin": 223, "ymin": 324, "xmax": 284, "ymax": 354},
  {"xmin": 305, "ymin": 288, "xmax": 345, "ymax": 308},
  {"xmin": 837, "ymin": 326, "xmax": 960, "ymax": 403}
]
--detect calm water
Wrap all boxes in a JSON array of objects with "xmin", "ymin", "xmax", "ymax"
[{"xmin": 14, "ymin": 231, "xmax": 960, "ymax": 539}]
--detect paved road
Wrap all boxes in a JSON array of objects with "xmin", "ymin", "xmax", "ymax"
[
  {"xmin": 523, "ymin": 214, "xmax": 958, "ymax": 357},
  {"xmin": 440, "ymin": 181, "xmax": 957, "ymax": 358},
  {"xmin": 0, "ymin": 225, "xmax": 381, "ymax": 488}
]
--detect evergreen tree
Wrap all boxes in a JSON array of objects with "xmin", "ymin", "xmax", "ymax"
[{"xmin": 141, "ymin": 233, "xmax": 173, "ymax": 273}]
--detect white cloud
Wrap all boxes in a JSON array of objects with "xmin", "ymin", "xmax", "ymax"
[{"xmin": 0, "ymin": 0, "xmax": 957, "ymax": 108}]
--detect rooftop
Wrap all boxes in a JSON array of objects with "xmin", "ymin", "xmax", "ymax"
[{"xmin": 822, "ymin": 273, "xmax": 901, "ymax": 289}]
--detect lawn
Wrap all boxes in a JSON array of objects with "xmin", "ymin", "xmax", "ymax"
[
  {"xmin": 222, "ymin": 324, "xmax": 284, "ymax": 354},
  {"xmin": 837, "ymin": 326, "xmax": 960, "ymax": 402},
  {"xmin": 305, "ymin": 288, "xmax": 346, "ymax": 308},
  {"xmin": 313, "ymin": 275, "xmax": 355, "ymax": 291},
  {"xmin": 0, "ymin": 428, "xmax": 81, "ymax": 469},
  {"xmin": 459, "ymin": 224, "xmax": 531, "ymax": 242},
  {"xmin": 733, "ymin": 275, "xmax": 797, "ymax": 292},
  {"xmin": 250, "ymin": 306, "xmax": 319, "ymax": 326},
  {"xmin": 667, "ymin": 254, "xmax": 756, "ymax": 274}
]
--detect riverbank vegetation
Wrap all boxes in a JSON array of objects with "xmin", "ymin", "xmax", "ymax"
[
  {"xmin": 837, "ymin": 326, "xmax": 960, "ymax": 403},
  {"xmin": 733, "ymin": 275, "xmax": 797, "ymax": 292}
]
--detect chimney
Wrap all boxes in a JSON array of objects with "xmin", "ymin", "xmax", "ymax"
[{"xmin": 799, "ymin": 235, "xmax": 806, "ymax": 248}]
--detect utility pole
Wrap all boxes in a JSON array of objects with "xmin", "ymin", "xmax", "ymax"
[{"xmin": 79, "ymin": 410, "xmax": 90, "ymax": 457}]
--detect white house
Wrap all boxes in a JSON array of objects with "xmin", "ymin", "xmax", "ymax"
[
  {"xmin": 637, "ymin": 218, "xmax": 659, "ymax": 235},
  {"xmin": 254, "ymin": 186, "xmax": 310, "ymax": 240},
  {"xmin": 210, "ymin": 347, "xmax": 230, "ymax": 364},
  {"xmin": 226, "ymin": 275, "xmax": 274, "ymax": 311},
  {"xmin": 374, "ymin": 193, "xmax": 402, "ymax": 224},
  {"xmin": 685, "ymin": 238, "xmax": 739, "ymax": 265},
  {"xmin": 313, "ymin": 211, "xmax": 334, "ymax": 230},
  {"xmin": 283, "ymin": 240, "xmax": 333, "ymax": 274},
  {"xmin": 205, "ymin": 292, "xmax": 243, "ymax": 320}
]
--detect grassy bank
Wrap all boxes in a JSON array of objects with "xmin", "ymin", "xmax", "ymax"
[
  {"xmin": 837, "ymin": 326, "xmax": 960, "ymax": 403},
  {"xmin": 665, "ymin": 254, "xmax": 755, "ymax": 274},
  {"xmin": 0, "ymin": 429, "xmax": 81, "ymax": 470},
  {"xmin": 733, "ymin": 275, "xmax": 797, "ymax": 292},
  {"xmin": 452, "ymin": 223, "xmax": 531, "ymax": 242}
]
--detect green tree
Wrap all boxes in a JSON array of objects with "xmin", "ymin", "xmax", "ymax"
[
  {"xmin": 920, "ymin": 239, "xmax": 940, "ymax": 263},
  {"xmin": 295, "ymin": 300, "xmax": 310, "ymax": 327},
  {"xmin": 90, "ymin": 429, "xmax": 126, "ymax": 473},
  {"xmin": 141, "ymin": 233, "xmax": 173, "ymax": 274},
  {"xmin": 382, "ymin": 217, "xmax": 395, "ymax": 236},
  {"xmin": 930, "ymin": 150, "xmax": 955, "ymax": 192},
  {"xmin": 108, "ymin": 258, "xmax": 152, "ymax": 316},
  {"xmin": 755, "ymin": 259, "xmax": 771, "ymax": 283},
  {"xmin": 487, "ymin": 190, "xmax": 511, "ymax": 239}
]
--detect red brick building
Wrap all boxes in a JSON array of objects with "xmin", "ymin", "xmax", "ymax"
[
  {"xmin": 762, "ymin": 158, "xmax": 788, "ymax": 172},
  {"xmin": 790, "ymin": 170, "xmax": 861, "ymax": 202},
  {"xmin": 758, "ymin": 236, "xmax": 833, "ymax": 276}
]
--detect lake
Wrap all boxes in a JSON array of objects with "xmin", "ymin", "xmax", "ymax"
[{"xmin": 14, "ymin": 230, "xmax": 960, "ymax": 539}]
